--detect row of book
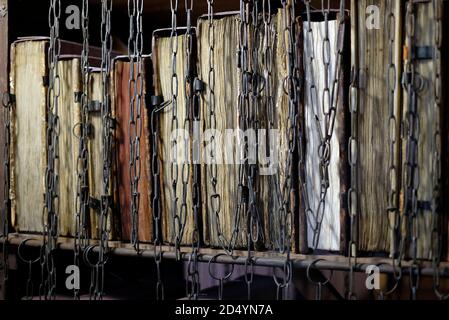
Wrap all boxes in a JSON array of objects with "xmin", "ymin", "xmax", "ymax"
[{"xmin": 7, "ymin": 1, "xmax": 448, "ymax": 259}]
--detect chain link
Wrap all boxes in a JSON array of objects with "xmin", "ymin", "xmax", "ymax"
[
  {"xmin": 235, "ymin": 0, "xmax": 251, "ymax": 256},
  {"xmin": 41, "ymin": 0, "xmax": 62, "ymax": 300},
  {"xmin": 271, "ymin": 0, "xmax": 299, "ymax": 300},
  {"xmin": 380, "ymin": 0, "xmax": 404, "ymax": 299},
  {"xmin": 403, "ymin": 0, "xmax": 420, "ymax": 301},
  {"xmin": 128, "ymin": 0, "xmax": 145, "ymax": 252},
  {"xmin": 93, "ymin": 0, "xmax": 114, "ymax": 300},
  {"xmin": 245, "ymin": 0, "xmax": 263, "ymax": 300},
  {"xmin": 73, "ymin": 0, "xmax": 90, "ymax": 300},
  {"xmin": 348, "ymin": 50, "xmax": 358, "ymax": 301},
  {"xmin": 430, "ymin": 0, "xmax": 448, "ymax": 301},
  {"xmin": 169, "ymin": 0, "xmax": 186, "ymax": 260},
  {"xmin": 151, "ymin": 99, "xmax": 168, "ymax": 300},
  {"xmin": 184, "ymin": 0, "xmax": 201, "ymax": 301},
  {"xmin": 1, "ymin": 91, "xmax": 12, "ymax": 290}
]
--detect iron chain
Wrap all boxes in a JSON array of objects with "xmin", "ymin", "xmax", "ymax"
[
  {"xmin": 403, "ymin": 0, "xmax": 420, "ymax": 300},
  {"xmin": 128, "ymin": 0, "xmax": 145, "ymax": 252},
  {"xmin": 382, "ymin": 0, "xmax": 403, "ymax": 298},
  {"xmin": 41, "ymin": 0, "xmax": 62, "ymax": 300},
  {"xmin": 1, "ymin": 91, "xmax": 12, "ymax": 289},
  {"xmin": 74, "ymin": 0, "xmax": 91, "ymax": 300},
  {"xmin": 94, "ymin": 0, "xmax": 114, "ymax": 300},
  {"xmin": 430, "ymin": 0, "xmax": 448, "ymax": 301}
]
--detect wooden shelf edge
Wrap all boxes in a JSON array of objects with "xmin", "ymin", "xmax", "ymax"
[{"xmin": 1, "ymin": 233, "xmax": 449, "ymax": 278}]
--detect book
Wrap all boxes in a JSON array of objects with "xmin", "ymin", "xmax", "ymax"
[
  {"xmin": 57, "ymin": 56, "xmax": 82, "ymax": 237},
  {"xmin": 87, "ymin": 68, "xmax": 119, "ymax": 240},
  {"xmin": 9, "ymin": 37, "xmax": 118, "ymax": 240},
  {"xmin": 302, "ymin": 13, "xmax": 349, "ymax": 252},
  {"xmin": 350, "ymin": 0, "xmax": 403, "ymax": 254},
  {"xmin": 9, "ymin": 38, "xmax": 48, "ymax": 234},
  {"xmin": 400, "ymin": 0, "xmax": 448, "ymax": 260},
  {"xmin": 197, "ymin": 13, "xmax": 248, "ymax": 249},
  {"xmin": 112, "ymin": 55, "xmax": 153, "ymax": 242},
  {"xmin": 151, "ymin": 29, "xmax": 195, "ymax": 245},
  {"xmin": 196, "ymin": 9, "xmax": 302, "ymax": 251},
  {"xmin": 257, "ymin": 9, "xmax": 301, "ymax": 251}
]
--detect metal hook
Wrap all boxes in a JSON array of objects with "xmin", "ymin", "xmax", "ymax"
[
  {"xmin": 83, "ymin": 244, "xmax": 109, "ymax": 268},
  {"xmin": 306, "ymin": 259, "xmax": 332, "ymax": 286},
  {"xmin": 17, "ymin": 239, "xmax": 41, "ymax": 265},
  {"xmin": 208, "ymin": 254, "xmax": 235, "ymax": 300},
  {"xmin": 208, "ymin": 254, "xmax": 235, "ymax": 281},
  {"xmin": 306, "ymin": 258, "xmax": 333, "ymax": 300}
]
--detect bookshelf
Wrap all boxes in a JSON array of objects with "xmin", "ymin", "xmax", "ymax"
[{"xmin": 1, "ymin": 0, "xmax": 448, "ymax": 301}]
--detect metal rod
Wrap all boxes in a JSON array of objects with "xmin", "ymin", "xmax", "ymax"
[{"xmin": 2, "ymin": 233, "xmax": 449, "ymax": 277}]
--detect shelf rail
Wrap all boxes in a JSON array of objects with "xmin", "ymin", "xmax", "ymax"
[{"xmin": 1, "ymin": 233, "xmax": 449, "ymax": 277}]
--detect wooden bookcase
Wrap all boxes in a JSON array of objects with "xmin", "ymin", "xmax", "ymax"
[{"xmin": 1, "ymin": 0, "xmax": 448, "ymax": 301}]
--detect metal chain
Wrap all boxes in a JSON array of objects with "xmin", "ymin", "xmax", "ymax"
[
  {"xmin": 1, "ymin": 91, "xmax": 12, "ymax": 290},
  {"xmin": 403, "ymin": 0, "xmax": 420, "ymax": 301},
  {"xmin": 206, "ymin": 0, "xmax": 219, "ymax": 252},
  {"xmin": 263, "ymin": 0, "xmax": 280, "ymax": 255},
  {"xmin": 430, "ymin": 0, "xmax": 448, "ymax": 301},
  {"xmin": 151, "ymin": 100, "xmax": 168, "ymax": 300},
  {"xmin": 41, "ymin": 0, "xmax": 62, "ymax": 300},
  {"xmin": 179, "ymin": 0, "xmax": 192, "ymax": 265},
  {"xmin": 263, "ymin": 0, "xmax": 274, "ymax": 134},
  {"xmin": 245, "ymin": 0, "xmax": 263, "ymax": 300},
  {"xmin": 95, "ymin": 0, "xmax": 114, "ymax": 300},
  {"xmin": 381, "ymin": 0, "xmax": 403, "ymax": 299},
  {"xmin": 248, "ymin": 0, "xmax": 261, "ymax": 247},
  {"xmin": 205, "ymin": 0, "xmax": 227, "ymax": 254},
  {"xmin": 169, "ymin": 0, "xmax": 185, "ymax": 260},
  {"xmin": 73, "ymin": 0, "xmax": 90, "ymax": 300},
  {"xmin": 348, "ymin": 41, "xmax": 358, "ymax": 301},
  {"xmin": 236, "ymin": 0, "xmax": 252, "ymax": 259},
  {"xmin": 239, "ymin": 0, "xmax": 254, "ymax": 300},
  {"xmin": 184, "ymin": 0, "xmax": 201, "ymax": 300},
  {"xmin": 128, "ymin": 0, "xmax": 144, "ymax": 252},
  {"xmin": 18, "ymin": 239, "xmax": 40, "ymax": 300},
  {"xmin": 271, "ymin": 0, "xmax": 299, "ymax": 300}
]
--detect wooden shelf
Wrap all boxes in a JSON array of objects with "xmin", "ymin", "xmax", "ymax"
[{"xmin": 2, "ymin": 233, "xmax": 449, "ymax": 278}]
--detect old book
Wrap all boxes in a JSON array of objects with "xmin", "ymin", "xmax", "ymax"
[
  {"xmin": 197, "ymin": 13, "xmax": 248, "ymax": 249},
  {"xmin": 112, "ymin": 55, "xmax": 153, "ymax": 242},
  {"xmin": 302, "ymin": 13, "xmax": 348, "ymax": 252},
  {"xmin": 9, "ymin": 38, "xmax": 48, "ymax": 234},
  {"xmin": 400, "ymin": 0, "xmax": 448, "ymax": 260},
  {"xmin": 257, "ymin": 9, "xmax": 301, "ymax": 251},
  {"xmin": 152, "ymin": 30, "xmax": 195, "ymax": 245},
  {"xmin": 196, "ymin": 10, "xmax": 301, "ymax": 251},
  {"xmin": 351, "ymin": 0, "xmax": 402, "ymax": 254},
  {"xmin": 9, "ymin": 37, "xmax": 117, "ymax": 240},
  {"xmin": 87, "ymin": 68, "xmax": 119, "ymax": 240},
  {"xmin": 57, "ymin": 56, "xmax": 82, "ymax": 237},
  {"xmin": 9, "ymin": 38, "xmax": 92, "ymax": 236}
]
